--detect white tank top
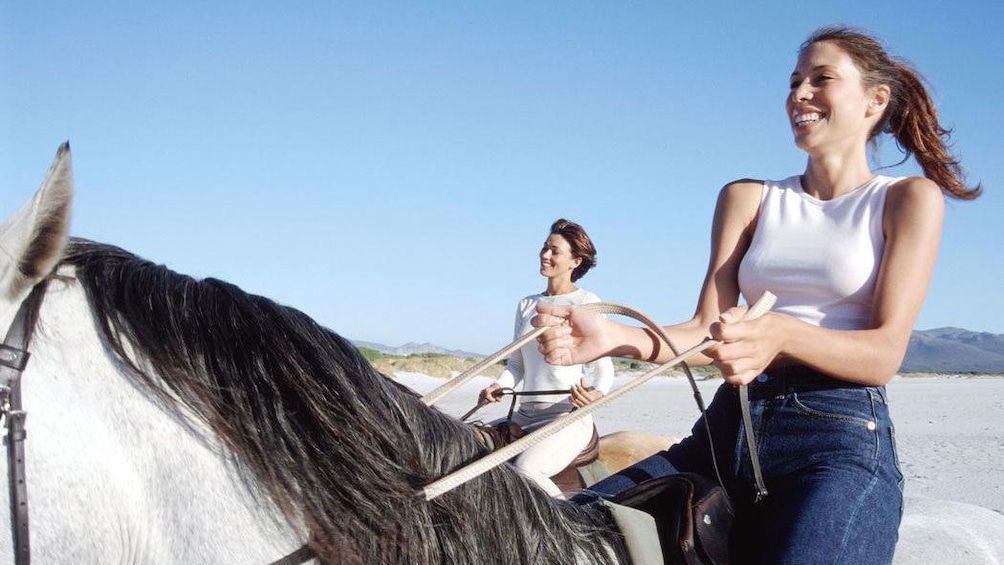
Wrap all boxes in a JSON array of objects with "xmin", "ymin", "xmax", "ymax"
[{"xmin": 738, "ymin": 174, "xmax": 901, "ymax": 330}]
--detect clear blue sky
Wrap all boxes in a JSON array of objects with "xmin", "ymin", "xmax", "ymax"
[{"xmin": 3, "ymin": 2, "xmax": 1002, "ymax": 355}]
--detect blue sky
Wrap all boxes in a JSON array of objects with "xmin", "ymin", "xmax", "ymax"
[{"xmin": 3, "ymin": 2, "xmax": 1002, "ymax": 355}]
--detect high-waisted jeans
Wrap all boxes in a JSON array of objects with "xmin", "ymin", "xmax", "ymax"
[{"xmin": 575, "ymin": 367, "xmax": 905, "ymax": 565}]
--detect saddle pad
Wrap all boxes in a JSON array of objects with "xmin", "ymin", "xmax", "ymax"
[{"xmin": 598, "ymin": 499, "xmax": 666, "ymax": 565}]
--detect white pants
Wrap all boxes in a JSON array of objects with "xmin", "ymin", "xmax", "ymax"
[{"xmin": 505, "ymin": 401, "xmax": 594, "ymax": 497}]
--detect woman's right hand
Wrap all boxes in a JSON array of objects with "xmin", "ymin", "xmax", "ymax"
[
  {"xmin": 532, "ymin": 303, "xmax": 613, "ymax": 366},
  {"xmin": 479, "ymin": 383, "xmax": 503, "ymax": 403}
]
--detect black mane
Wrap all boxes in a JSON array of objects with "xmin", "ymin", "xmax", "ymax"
[{"xmin": 60, "ymin": 238, "xmax": 625, "ymax": 565}]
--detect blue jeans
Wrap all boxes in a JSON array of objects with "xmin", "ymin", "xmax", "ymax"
[{"xmin": 577, "ymin": 368, "xmax": 905, "ymax": 565}]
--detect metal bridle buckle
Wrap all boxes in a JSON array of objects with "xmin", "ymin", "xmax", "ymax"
[{"xmin": 1, "ymin": 344, "xmax": 30, "ymax": 371}]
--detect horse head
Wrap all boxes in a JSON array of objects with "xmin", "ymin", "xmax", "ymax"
[{"xmin": 1, "ymin": 144, "xmax": 628, "ymax": 565}]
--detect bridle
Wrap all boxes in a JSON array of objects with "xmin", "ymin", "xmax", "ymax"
[
  {"xmin": 1, "ymin": 281, "xmax": 48, "ymax": 565},
  {"xmin": 0, "ymin": 280, "xmax": 315, "ymax": 565}
]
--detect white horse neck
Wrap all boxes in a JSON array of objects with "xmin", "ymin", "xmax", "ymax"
[{"xmin": 1, "ymin": 275, "xmax": 304, "ymax": 564}]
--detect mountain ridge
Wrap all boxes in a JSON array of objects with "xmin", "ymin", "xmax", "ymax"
[
  {"xmin": 900, "ymin": 327, "xmax": 1004, "ymax": 373},
  {"xmin": 355, "ymin": 327, "xmax": 1004, "ymax": 374}
]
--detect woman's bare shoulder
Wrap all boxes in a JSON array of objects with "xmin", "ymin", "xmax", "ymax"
[
  {"xmin": 884, "ymin": 176, "xmax": 944, "ymax": 234},
  {"xmin": 716, "ymin": 178, "xmax": 765, "ymax": 215},
  {"xmin": 886, "ymin": 176, "xmax": 944, "ymax": 213},
  {"xmin": 888, "ymin": 175, "xmax": 941, "ymax": 196},
  {"xmin": 722, "ymin": 177, "xmax": 765, "ymax": 192}
]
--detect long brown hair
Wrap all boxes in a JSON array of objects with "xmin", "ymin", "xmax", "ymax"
[{"xmin": 802, "ymin": 25, "xmax": 981, "ymax": 200}]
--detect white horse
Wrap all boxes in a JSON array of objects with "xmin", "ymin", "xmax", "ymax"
[
  {"xmin": 1, "ymin": 146, "xmax": 307, "ymax": 562},
  {"xmin": 2, "ymin": 144, "xmax": 1002, "ymax": 564}
]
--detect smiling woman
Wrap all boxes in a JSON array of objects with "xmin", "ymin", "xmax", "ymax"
[
  {"xmin": 533, "ymin": 25, "xmax": 983, "ymax": 565},
  {"xmin": 477, "ymin": 218, "xmax": 616, "ymax": 497},
  {"xmin": 787, "ymin": 30, "xmax": 979, "ymax": 201}
]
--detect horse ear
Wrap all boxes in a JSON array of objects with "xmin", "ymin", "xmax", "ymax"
[{"xmin": 0, "ymin": 142, "xmax": 74, "ymax": 300}]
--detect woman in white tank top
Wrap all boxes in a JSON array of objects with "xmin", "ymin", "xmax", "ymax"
[{"xmin": 535, "ymin": 26, "xmax": 981, "ymax": 564}]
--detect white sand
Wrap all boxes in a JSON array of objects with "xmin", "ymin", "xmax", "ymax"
[{"xmin": 398, "ymin": 372, "xmax": 1004, "ymax": 514}]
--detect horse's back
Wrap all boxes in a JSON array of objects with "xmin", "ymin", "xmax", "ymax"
[{"xmin": 598, "ymin": 430, "xmax": 677, "ymax": 475}]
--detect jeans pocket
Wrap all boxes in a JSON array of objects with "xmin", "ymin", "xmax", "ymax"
[
  {"xmin": 787, "ymin": 387, "xmax": 883, "ymax": 464},
  {"xmin": 790, "ymin": 387, "xmax": 877, "ymax": 427}
]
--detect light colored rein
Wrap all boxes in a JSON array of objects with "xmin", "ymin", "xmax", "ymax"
[{"xmin": 421, "ymin": 292, "xmax": 776, "ymax": 500}]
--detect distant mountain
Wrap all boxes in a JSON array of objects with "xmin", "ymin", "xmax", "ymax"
[
  {"xmin": 354, "ymin": 327, "xmax": 1004, "ymax": 374},
  {"xmin": 352, "ymin": 340, "xmax": 484, "ymax": 360},
  {"xmin": 902, "ymin": 327, "xmax": 1004, "ymax": 373}
]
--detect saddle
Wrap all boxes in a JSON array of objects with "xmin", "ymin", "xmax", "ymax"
[
  {"xmin": 550, "ymin": 425, "xmax": 602, "ymax": 493},
  {"xmin": 603, "ymin": 472, "xmax": 734, "ymax": 565},
  {"xmin": 473, "ymin": 420, "xmax": 604, "ymax": 494},
  {"xmin": 473, "ymin": 417, "xmax": 733, "ymax": 564}
]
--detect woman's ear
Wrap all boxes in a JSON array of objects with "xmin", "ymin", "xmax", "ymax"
[{"xmin": 867, "ymin": 84, "xmax": 891, "ymax": 117}]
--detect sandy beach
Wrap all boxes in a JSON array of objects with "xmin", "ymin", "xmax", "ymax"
[{"xmin": 398, "ymin": 372, "xmax": 1004, "ymax": 515}]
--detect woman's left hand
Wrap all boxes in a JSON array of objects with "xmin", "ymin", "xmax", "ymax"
[
  {"xmin": 707, "ymin": 308, "xmax": 783, "ymax": 386},
  {"xmin": 569, "ymin": 377, "xmax": 603, "ymax": 408}
]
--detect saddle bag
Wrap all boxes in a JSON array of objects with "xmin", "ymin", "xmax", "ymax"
[{"xmin": 609, "ymin": 472, "xmax": 734, "ymax": 565}]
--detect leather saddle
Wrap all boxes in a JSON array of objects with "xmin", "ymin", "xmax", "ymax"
[{"xmin": 473, "ymin": 420, "xmax": 604, "ymax": 495}]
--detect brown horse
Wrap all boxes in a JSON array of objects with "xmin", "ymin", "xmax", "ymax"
[{"xmin": 599, "ymin": 430, "xmax": 677, "ymax": 475}]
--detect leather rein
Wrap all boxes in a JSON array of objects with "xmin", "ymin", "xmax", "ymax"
[
  {"xmin": 0, "ymin": 280, "xmax": 314, "ymax": 565},
  {"xmin": 459, "ymin": 387, "xmax": 575, "ymax": 422},
  {"xmin": 421, "ymin": 293, "xmax": 776, "ymax": 501}
]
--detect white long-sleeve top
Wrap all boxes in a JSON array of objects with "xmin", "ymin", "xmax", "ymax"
[{"xmin": 494, "ymin": 288, "xmax": 615, "ymax": 403}]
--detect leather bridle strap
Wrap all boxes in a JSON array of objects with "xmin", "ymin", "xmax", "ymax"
[
  {"xmin": 1, "ymin": 281, "xmax": 50, "ymax": 565},
  {"xmin": 269, "ymin": 543, "xmax": 315, "ymax": 565},
  {"xmin": 738, "ymin": 384, "xmax": 768, "ymax": 501}
]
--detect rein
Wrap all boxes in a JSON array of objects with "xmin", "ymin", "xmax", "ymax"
[
  {"xmin": 1, "ymin": 281, "xmax": 49, "ymax": 565},
  {"xmin": 421, "ymin": 292, "xmax": 776, "ymax": 501},
  {"xmin": 459, "ymin": 387, "xmax": 573, "ymax": 422}
]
